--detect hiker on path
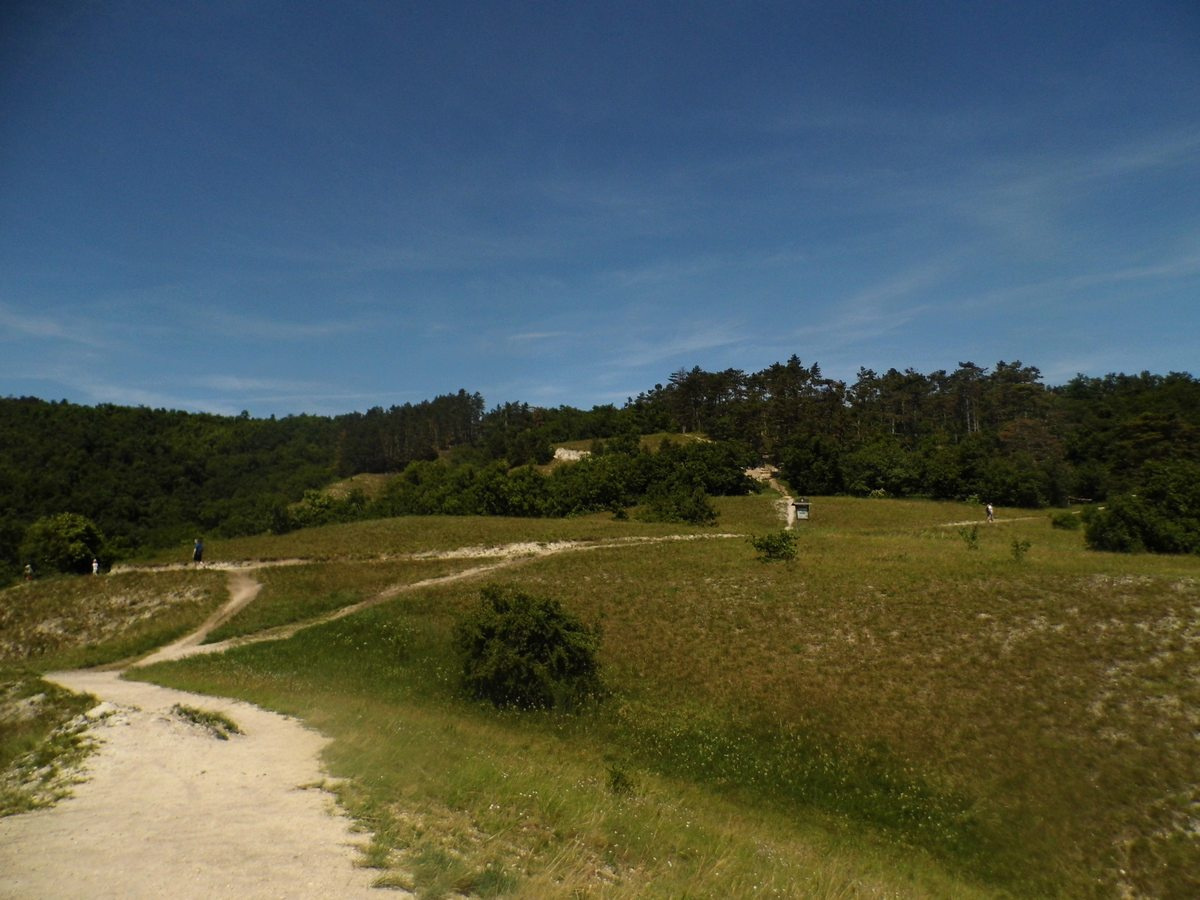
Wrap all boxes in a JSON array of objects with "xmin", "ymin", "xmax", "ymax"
[
  {"xmin": 92, "ymin": 558, "xmax": 99, "ymax": 575},
  {"xmin": 986, "ymin": 503, "xmax": 995, "ymax": 523},
  {"xmin": 193, "ymin": 538, "xmax": 204, "ymax": 566}
]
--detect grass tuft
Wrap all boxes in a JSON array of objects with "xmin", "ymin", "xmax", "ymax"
[
  {"xmin": 0, "ymin": 670, "xmax": 98, "ymax": 815},
  {"xmin": 170, "ymin": 703, "xmax": 243, "ymax": 740}
]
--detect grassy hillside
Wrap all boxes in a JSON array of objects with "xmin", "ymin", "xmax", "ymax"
[{"xmin": 4, "ymin": 495, "xmax": 1198, "ymax": 896}]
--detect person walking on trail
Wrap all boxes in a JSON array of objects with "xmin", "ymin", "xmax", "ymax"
[
  {"xmin": 193, "ymin": 538, "xmax": 204, "ymax": 566},
  {"xmin": 92, "ymin": 558, "xmax": 99, "ymax": 575},
  {"xmin": 986, "ymin": 503, "xmax": 995, "ymax": 523}
]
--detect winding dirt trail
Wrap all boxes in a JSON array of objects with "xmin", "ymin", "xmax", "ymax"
[
  {"xmin": 0, "ymin": 669, "xmax": 384, "ymax": 899},
  {"xmin": 0, "ymin": 566, "xmax": 391, "ymax": 899},
  {"xmin": 1, "ymin": 535, "xmax": 741, "ymax": 897}
]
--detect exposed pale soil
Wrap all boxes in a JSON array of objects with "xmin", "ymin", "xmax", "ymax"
[
  {"xmin": 0, "ymin": 669, "xmax": 384, "ymax": 899},
  {"xmin": 0, "ymin": 567, "xmax": 394, "ymax": 899}
]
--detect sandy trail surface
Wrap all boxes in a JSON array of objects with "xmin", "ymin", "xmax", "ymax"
[
  {"xmin": 0, "ymin": 670, "xmax": 383, "ymax": 899},
  {"xmin": 0, "ymin": 568, "xmax": 391, "ymax": 899}
]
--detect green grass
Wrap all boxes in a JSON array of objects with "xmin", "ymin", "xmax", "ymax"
[
  {"xmin": 12, "ymin": 497, "xmax": 1200, "ymax": 896},
  {"xmin": 0, "ymin": 670, "xmax": 97, "ymax": 815},
  {"xmin": 319, "ymin": 471, "xmax": 395, "ymax": 501},
  {"xmin": 134, "ymin": 511, "xmax": 715, "ymax": 566},
  {"xmin": 136, "ymin": 611, "xmax": 989, "ymax": 897},
  {"xmin": 0, "ymin": 570, "xmax": 229, "ymax": 670},
  {"xmin": 202, "ymin": 558, "xmax": 486, "ymax": 643}
]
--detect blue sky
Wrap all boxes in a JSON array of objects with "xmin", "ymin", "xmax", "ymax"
[{"xmin": 2, "ymin": 1, "xmax": 1198, "ymax": 417}]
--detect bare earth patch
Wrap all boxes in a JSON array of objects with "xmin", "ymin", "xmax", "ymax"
[
  {"xmin": 0, "ymin": 567, "xmax": 402, "ymax": 899},
  {"xmin": 0, "ymin": 669, "xmax": 389, "ymax": 899}
]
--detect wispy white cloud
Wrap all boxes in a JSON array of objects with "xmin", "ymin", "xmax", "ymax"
[
  {"xmin": 839, "ymin": 261, "xmax": 955, "ymax": 310},
  {"xmin": 606, "ymin": 320, "xmax": 750, "ymax": 372},
  {"xmin": 941, "ymin": 241, "xmax": 1200, "ymax": 319},
  {"xmin": 1068, "ymin": 130, "xmax": 1200, "ymax": 184},
  {"xmin": 793, "ymin": 302, "xmax": 935, "ymax": 350},
  {"xmin": 944, "ymin": 129, "xmax": 1200, "ymax": 250},
  {"xmin": 602, "ymin": 254, "xmax": 729, "ymax": 291},
  {"xmin": 0, "ymin": 301, "xmax": 110, "ymax": 347},
  {"xmin": 1060, "ymin": 243, "xmax": 1200, "ymax": 291},
  {"xmin": 506, "ymin": 330, "xmax": 570, "ymax": 344},
  {"xmin": 196, "ymin": 375, "xmax": 330, "ymax": 393},
  {"xmin": 789, "ymin": 260, "xmax": 954, "ymax": 350},
  {"xmin": 29, "ymin": 363, "xmax": 208, "ymax": 412},
  {"xmin": 203, "ymin": 309, "xmax": 370, "ymax": 341}
]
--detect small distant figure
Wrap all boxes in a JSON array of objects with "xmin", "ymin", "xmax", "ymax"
[
  {"xmin": 193, "ymin": 538, "xmax": 204, "ymax": 566},
  {"xmin": 986, "ymin": 503, "xmax": 995, "ymax": 524},
  {"xmin": 24, "ymin": 563, "xmax": 33, "ymax": 581},
  {"xmin": 92, "ymin": 558, "xmax": 99, "ymax": 575}
]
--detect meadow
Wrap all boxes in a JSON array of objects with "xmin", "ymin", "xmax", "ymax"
[{"xmin": 4, "ymin": 494, "xmax": 1198, "ymax": 897}]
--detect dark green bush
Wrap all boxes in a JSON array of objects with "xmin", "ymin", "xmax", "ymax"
[
  {"xmin": 288, "ymin": 488, "xmax": 368, "ymax": 529},
  {"xmin": 454, "ymin": 584, "xmax": 604, "ymax": 711},
  {"xmin": 637, "ymin": 484, "xmax": 718, "ymax": 525},
  {"xmin": 1050, "ymin": 511, "xmax": 1082, "ymax": 530},
  {"xmin": 1084, "ymin": 461, "xmax": 1200, "ymax": 554},
  {"xmin": 750, "ymin": 529, "xmax": 798, "ymax": 562},
  {"xmin": 19, "ymin": 513, "xmax": 108, "ymax": 575}
]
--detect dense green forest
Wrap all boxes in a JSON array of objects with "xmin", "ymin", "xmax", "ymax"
[{"xmin": 3, "ymin": 359, "xmax": 1199, "ymax": 582}]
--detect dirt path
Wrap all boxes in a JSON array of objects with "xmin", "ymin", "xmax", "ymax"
[
  {"xmin": 1, "ymin": 535, "xmax": 741, "ymax": 897},
  {"xmin": 136, "ymin": 569, "xmax": 263, "ymax": 667},
  {"xmin": 0, "ymin": 670, "xmax": 384, "ymax": 899},
  {"xmin": 0, "ymin": 568, "xmax": 394, "ymax": 899},
  {"xmin": 934, "ymin": 515, "xmax": 1043, "ymax": 527}
]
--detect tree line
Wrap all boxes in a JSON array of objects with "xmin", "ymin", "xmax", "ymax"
[
  {"xmin": 630, "ymin": 360, "xmax": 1199, "ymax": 507},
  {"xmin": 290, "ymin": 436, "xmax": 753, "ymax": 529},
  {"xmin": 3, "ymin": 359, "xmax": 1198, "ymax": 582}
]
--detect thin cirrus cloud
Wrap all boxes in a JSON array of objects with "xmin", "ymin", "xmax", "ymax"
[
  {"xmin": 949, "ymin": 240, "xmax": 1200, "ymax": 317},
  {"xmin": 938, "ymin": 129, "xmax": 1200, "ymax": 243},
  {"xmin": 39, "ymin": 367, "xmax": 192, "ymax": 412},
  {"xmin": 1062, "ymin": 243, "xmax": 1200, "ymax": 291},
  {"xmin": 0, "ymin": 301, "xmax": 110, "ymax": 348},
  {"xmin": 201, "ymin": 308, "xmax": 374, "ymax": 342},
  {"xmin": 197, "ymin": 375, "xmax": 331, "ymax": 394},
  {"xmin": 788, "ymin": 261, "xmax": 955, "ymax": 349},
  {"xmin": 506, "ymin": 331, "xmax": 572, "ymax": 345},
  {"xmin": 605, "ymin": 321, "xmax": 751, "ymax": 373}
]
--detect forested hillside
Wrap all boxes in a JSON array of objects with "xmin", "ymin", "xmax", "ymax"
[
  {"xmin": 3, "ymin": 360, "xmax": 1198, "ymax": 582},
  {"xmin": 0, "ymin": 392, "xmax": 485, "ymax": 581},
  {"xmin": 0, "ymin": 399, "xmax": 339, "ymax": 554},
  {"xmin": 632, "ymin": 361, "xmax": 1200, "ymax": 505}
]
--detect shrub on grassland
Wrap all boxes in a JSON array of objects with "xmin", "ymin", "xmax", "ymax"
[
  {"xmin": 1050, "ymin": 511, "xmax": 1082, "ymax": 530},
  {"xmin": 636, "ymin": 484, "xmax": 718, "ymax": 525},
  {"xmin": 750, "ymin": 529, "xmax": 797, "ymax": 561},
  {"xmin": 453, "ymin": 584, "xmax": 604, "ymax": 711}
]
